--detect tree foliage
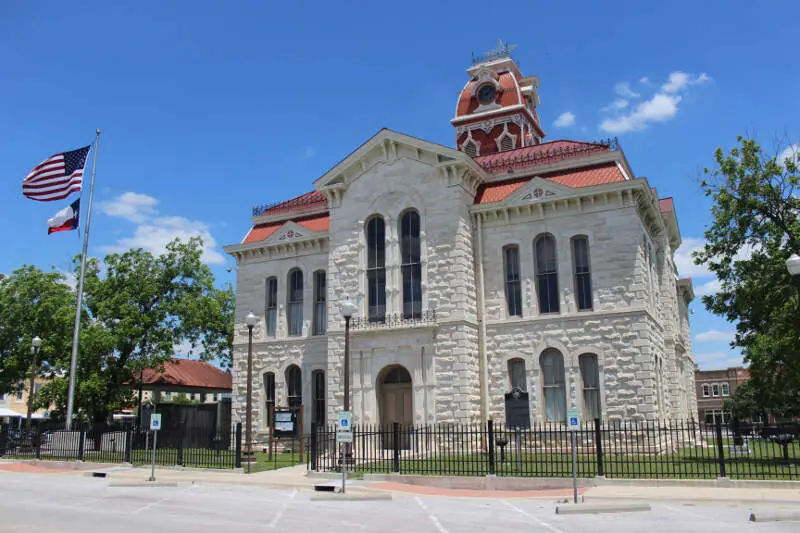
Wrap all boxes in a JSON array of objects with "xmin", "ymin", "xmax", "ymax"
[
  {"xmin": 695, "ymin": 137, "xmax": 800, "ymax": 416},
  {"xmin": 0, "ymin": 266, "xmax": 75, "ymax": 395}
]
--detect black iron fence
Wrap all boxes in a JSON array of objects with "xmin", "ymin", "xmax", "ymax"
[
  {"xmin": 309, "ymin": 419, "xmax": 800, "ymax": 480},
  {"xmin": 0, "ymin": 422, "xmax": 242, "ymax": 470}
]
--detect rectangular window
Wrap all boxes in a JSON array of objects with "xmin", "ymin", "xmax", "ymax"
[
  {"xmin": 504, "ymin": 246, "xmax": 522, "ymax": 317},
  {"xmin": 721, "ymin": 383, "xmax": 730, "ymax": 396},
  {"xmin": 264, "ymin": 373, "xmax": 275, "ymax": 427},
  {"xmin": 580, "ymin": 354, "xmax": 600, "ymax": 420},
  {"xmin": 288, "ymin": 270, "xmax": 303, "ymax": 336},
  {"xmin": 507, "ymin": 359, "xmax": 526, "ymax": 391},
  {"xmin": 702, "ymin": 384, "xmax": 710, "ymax": 397},
  {"xmin": 535, "ymin": 235, "xmax": 559, "ymax": 314},
  {"xmin": 200, "ymin": 393, "xmax": 207, "ymax": 403},
  {"xmin": 16, "ymin": 390, "xmax": 23, "ymax": 400},
  {"xmin": 366, "ymin": 217, "xmax": 386, "ymax": 322},
  {"xmin": 401, "ymin": 211, "xmax": 422, "ymax": 319},
  {"xmin": 712, "ymin": 384, "xmax": 720, "ymax": 397},
  {"xmin": 265, "ymin": 277, "xmax": 277, "ymax": 337},
  {"xmin": 572, "ymin": 237, "xmax": 593, "ymax": 311},
  {"xmin": 313, "ymin": 271, "xmax": 326, "ymax": 335}
]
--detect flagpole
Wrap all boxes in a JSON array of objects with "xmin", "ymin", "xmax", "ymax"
[{"xmin": 65, "ymin": 129, "xmax": 100, "ymax": 431}]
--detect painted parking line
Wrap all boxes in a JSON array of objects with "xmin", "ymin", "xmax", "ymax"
[
  {"xmin": 503, "ymin": 500, "xmax": 563, "ymax": 533},
  {"xmin": 268, "ymin": 489, "xmax": 297, "ymax": 528},
  {"xmin": 415, "ymin": 496, "xmax": 449, "ymax": 533}
]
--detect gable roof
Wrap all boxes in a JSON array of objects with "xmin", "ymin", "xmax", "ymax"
[
  {"xmin": 474, "ymin": 162, "xmax": 626, "ymax": 204},
  {"xmin": 140, "ymin": 358, "xmax": 232, "ymax": 390}
]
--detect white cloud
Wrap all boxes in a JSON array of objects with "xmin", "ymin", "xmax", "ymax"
[
  {"xmin": 694, "ymin": 278, "xmax": 722, "ymax": 297},
  {"xmin": 674, "ymin": 237, "xmax": 711, "ymax": 278},
  {"xmin": 57, "ymin": 269, "xmax": 78, "ymax": 290},
  {"xmin": 661, "ymin": 72, "xmax": 711, "ymax": 93},
  {"xmin": 639, "ymin": 77, "xmax": 651, "ymax": 85},
  {"xmin": 173, "ymin": 339, "xmax": 197, "ymax": 357},
  {"xmin": 101, "ymin": 216, "xmax": 225, "ymax": 265},
  {"xmin": 98, "ymin": 192, "xmax": 159, "ymax": 223},
  {"xmin": 614, "ymin": 82, "xmax": 640, "ymax": 99},
  {"xmin": 599, "ymin": 93, "xmax": 681, "ymax": 134},
  {"xmin": 601, "ymin": 99, "xmax": 629, "ymax": 112},
  {"xmin": 694, "ymin": 350, "xmax": 745, "ymax": 370},
  {"xmin": 695, "ymin": 329, "xmax": 735, "ymax": 343},
  {"xmin": 553, "ymin": 112, "xmax": 576, "ymax": 128},
  {"xmin": 777, "ymin": 144, "xmax": 800, "ymax": 168}
]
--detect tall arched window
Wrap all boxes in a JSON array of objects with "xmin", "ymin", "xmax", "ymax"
[
  {"xmin": 507, "ymin": 358, "xmax": 526, "ymax": 391},
  {"xmin": 287, "ymin": 269, "xmax": 303, "ymax": 336},
  {"xmin": 286, "ymin": 365, "xmax": 302, "ymax": 407},
  {"xmin": 312, "ymin": 270, "xmax": 326, "ymax": 336},
  {"xmin": 535, "ymin": 234, "xmax": 559, "ymax": 313},
  {"xmin": 366, "ymin": 216, "xmax": 386, "ymax": 322},
  {"xmin": 400, "ymin": 210, "xmax": 422, "ymax": 319},
  {"xmin": 263, "ymin": 372, "xmax": 275, "ymax": 426},
  {"xmin": 579, "ymin": 354, "xmax": 600, "ymax": 420},
  {"xmin": 503, "ymin": 245, "xmax": 522, "ymax": 317},
  {"xmin": 265, "ymin": 277, "xmax": 277, "ymax": 337},
  {"xmin": 571, "ymin": 236, "xmax": 593, "ymax": 311},
  {"xmin": 540, "ymin": 349, "xmax": 566, "ymax": 422}
]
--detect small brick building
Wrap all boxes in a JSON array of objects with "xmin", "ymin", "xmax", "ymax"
[{"xmin": 694, "ymin": 367, "xmax": 750, "ymax": 424}]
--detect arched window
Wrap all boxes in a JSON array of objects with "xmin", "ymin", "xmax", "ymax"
[
  {"xmin": 400, "ymin": 210, "xmax": 422, "ymax": 319},
  {"xmin": 286, "ymin": 365, "xmax": 302, "ymax": 407},
  {"xmin": 540, "ymin": 349, "xmax": 566, "ymax": 422},
  {"xmin": 579, "ymin": 354, "xmax": 600, "ymax": 420},
  {"xmin": 366, "ymin": 216, "xmax": 386, "ymax": 322},
  {"xmin": 265, "ymin": 277, "xmax": 277, "ymax": 337},
  {"xmin": 287, "ymin": 269, "xmax": 303, "ymax": 336},
  {"xmin": 507, "ymin": 358, "xmax": 526, "ymax": 391},
  {"xmin": 263, "ymin": 372, "xmax": 275, "ymax": 426},
  {"xmin": 535, "ymin": 234, "xmax": 559, "ymax": 313},
  {"xmin": 503, "ymin": 245, "xmax": 522, "ymax": 317},
  {"xmin": 571, "ymin": 236, "xmax": 593, "ymax": 311},
  {"xmin": 312, "ymin": 370, "xmax": 325, "ymax": 426},
  {"xmin": 313, "ymin": 270, "xmax": 326, "ymax": 335}
]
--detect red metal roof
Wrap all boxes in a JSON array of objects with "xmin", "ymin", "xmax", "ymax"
[
  {"xmin": 259, "ymin": 190, "xmax": 327, "ymax": 216},
  {"xmin": 659, "ymin": 197, "xmax": 674, "ymax": 213},
  {"xmin": 141, "ymin": 359, "xmax": 232, "ymax": 390},
  {"xmin": 474, "ymin": 139, "xmax": 612, "ymax": 174},
  {"xmin": 244, "ymin": 214, "xmax": 330, "ymax": 244},
  {"xmin": 475, "ymin": 163, "xmax": 625, "ymax": 205}
]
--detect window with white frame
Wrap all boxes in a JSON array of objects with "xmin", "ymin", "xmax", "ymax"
[
  {"xmin": 400, "ymin": 210, "xmax": 422, "ymax": 319},
  {"xmin": 265, "ymin": 277, "xmax": 277, "ymax": 337},
  {"xmin": 571, "ymin": 236, "xmax": 593, "ymax": 311},
  {"xmin": 503, "ymin": 245, "xmax": 522, "ymax": 317},
  {"xmin": 507, "ymin": 358, "xmax": 526, "ymax": 391},
  {"xmin": 313, "ymin": 270, "xmax": 326, "ymax": 335},
  {"xmin": 702, "ymin": 384, "xmax": 710, "ymax": 397},
  {"xmin": 541, "ymin": 348, "xmax": 567, "ymax": 422},
  {"xmin": 712, "ymin": 384, "xmax": 720, "ymax": 397},
  {"xmin": 366, "ymin": 216, "xmax": 386, "ymax": 322},
  {"xmin": 721, "ymin": 383, "xmax": 730, "ymax": 396},
  {"xmin": 287, "ymin": 269, "xmax": 303, "ymax": 336},
  {"xmin": 534, "ymin": 234, "xmax": 559, "ymax": 314},
  {"xmin": 580, "ymin": 354, "xmax": 600, "ymax": 420}
]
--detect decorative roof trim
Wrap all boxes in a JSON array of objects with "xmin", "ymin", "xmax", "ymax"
[
  {"xmin": 251, "ymin": 205, "xmax": 328, "ymax": 226},
  {"xmin": 481, "ymin": 150, "xmax": 623, "ymax": 183}
]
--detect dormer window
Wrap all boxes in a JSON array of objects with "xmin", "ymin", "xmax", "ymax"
[
  {"xmin": 463, "ymin": 140, "xmax": 478, "ymax": 157},
  {"xmin": 500, "ymin": 135, "xmax": 514, "ymax": 151}
]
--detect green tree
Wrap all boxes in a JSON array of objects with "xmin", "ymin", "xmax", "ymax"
[
  {"xmin": 0, "ymin": 266, "xmax": 75, "ymax": 396},
  {"xmin": 36, "ymin": 237, "xmax": 234, "ymax": 425},
  {"xmin": 695, "ymin": 137, "xmax": 800, "ymax": 416}
]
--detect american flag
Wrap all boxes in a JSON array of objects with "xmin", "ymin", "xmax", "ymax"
[{"xmin": 22, "ymin": 145, "xmax": 91, "ymax": 202}]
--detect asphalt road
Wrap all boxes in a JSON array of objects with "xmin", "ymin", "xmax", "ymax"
[{"xmin": 0, "ymin": 471, "xmax": 798, "ymax": 532}]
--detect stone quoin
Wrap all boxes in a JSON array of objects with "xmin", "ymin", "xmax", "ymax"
[{"xmin": 224, "ymin": 49, "xmax": 697, "ymax": 441}]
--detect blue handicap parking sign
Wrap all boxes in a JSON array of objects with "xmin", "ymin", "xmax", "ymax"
[{"xmin": 569, "ymin": 417, "xmax": 578, "ymax": 425}]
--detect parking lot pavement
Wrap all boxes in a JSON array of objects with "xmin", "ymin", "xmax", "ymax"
[{"xmin": 1, "ymin": 471, "xmax": 799, "ymax": 532}]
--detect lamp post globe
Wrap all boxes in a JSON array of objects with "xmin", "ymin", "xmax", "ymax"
[
  {"xmin": 244, "ymin": 311, "xmax": 258, "ymax": 473},
  {"xmin": 787, "ymin": 254, "xmax": 800, "ymax": 277},
  {"xmin": 32, "ymin": 336, "xmax": 42, "ymax": 348}
]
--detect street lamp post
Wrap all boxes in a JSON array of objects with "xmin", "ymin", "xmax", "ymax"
[
  {"xmin": 245, "ymin": 311, "xmax": 258, "ymax": 474},
  {"xmin": 339, "ymin": 297, "xmax": 358, "ymax": 413},
  {"xmin": 27, "ymin": 336, "xmax": 42, "ymax": 430}
]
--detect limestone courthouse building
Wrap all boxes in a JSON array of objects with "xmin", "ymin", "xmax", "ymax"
[{"xmin": 224, "ymin": 49, "xmax": 697, "ymax": 439}]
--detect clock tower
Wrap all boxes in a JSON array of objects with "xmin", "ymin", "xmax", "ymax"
[{"xmin": 452, "ymin": 41, "xmax": 545, "ymax": 157}]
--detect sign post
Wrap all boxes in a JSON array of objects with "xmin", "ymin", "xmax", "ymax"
[
  {"xmin": 337, "ymin": 411, "xmax": 353, "ymax": 494},
  {"xmin": 148, "ymin": 413, "xmax": 162, "ymax": 482},
  {"xmin": 567, "ymin": 408, "xmax": 581, "ymax": 504}
]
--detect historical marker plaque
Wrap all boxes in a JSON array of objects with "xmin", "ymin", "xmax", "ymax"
[{"xmin": 504, "ymin": 387, "xmax": 531, "ymax": 429}]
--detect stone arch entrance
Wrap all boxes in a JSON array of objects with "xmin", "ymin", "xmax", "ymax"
[{"xmin": 377, "ymin": 365, "xmax": 413, "ymax": 449}]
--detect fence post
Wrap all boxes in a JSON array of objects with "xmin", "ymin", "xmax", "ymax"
[
  {"xmin": 310, "ymin": 422, "xmax": 318, "ymax": 471},
  {"xmin": 34, "ymin": 430, "xmax": 42, "ymax": 459},
  {"xmin": 78, "ymin": 426, "xmax": 86, "ymax": 461},
  {"xmin": 177, "ymin": 428, "xmax": 184, "ymax": 467},
  {"xmin": 124, "ymin": 428, "xmax": 132, "ymax": 464},
  {"xmin": 715, "ymin": 418, "xmax": 727, "ymax": 478},
  {"xmin": 594, "ymin": 417, "xmax": 605, "ymax": 477},
  {"xmin": 487, "ymin": 420, "xmax": 496, "ymax": 476},
  {"xmin": 235, "ymin": 423, "xmax": 242, "ymax": 469},
  {"xmin": 392, "ymin": 422, "xmax": 400, "ymax": 473}
]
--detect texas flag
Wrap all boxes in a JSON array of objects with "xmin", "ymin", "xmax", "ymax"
[{"xmin": 47, "ymin": 198, "xmax": 80, "ymax": 235}]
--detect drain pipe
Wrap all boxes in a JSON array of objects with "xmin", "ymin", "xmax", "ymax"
[{"xmin": 475, "ymin": 213, "xmax": 490, "ymax": 431}]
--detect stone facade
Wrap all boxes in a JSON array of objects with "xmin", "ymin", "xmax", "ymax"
[{"xmin": 224, "ymin": 56, "xmax": 697, "ymax": 440}]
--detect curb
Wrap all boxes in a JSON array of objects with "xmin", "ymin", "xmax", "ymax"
[
  {"xmin": 108, "ymin": 481, "xmax": 180, "ymax": 488},
  {"xmin": 310, "ymin": 493, "xmax": 393, "ymax": 502},
  {"xmin": 749, "ymin": 512, "xmax": 800, "ymax": 523},
  {"xmin": 556, "ymin": 502, "xmax": 651, "ymax": 515}
]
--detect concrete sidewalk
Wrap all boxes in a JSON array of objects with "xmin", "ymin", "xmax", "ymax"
[{"xmin": 583, "ymin": 484, "xmax": 800, "ymax": 505}]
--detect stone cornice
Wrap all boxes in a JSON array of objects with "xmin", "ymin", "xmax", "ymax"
[
  {"xmin": 224, "ymin": 235, "xmax": 328, "ymax": 262},
  {"xmin": 485, "ymin": 306, "xmax": 663, "ymax": 331}
]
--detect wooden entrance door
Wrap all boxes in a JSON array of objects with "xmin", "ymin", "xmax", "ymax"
[{"xmin": 378, "ymin": 366, "xmax": 413, "ymax": 449}]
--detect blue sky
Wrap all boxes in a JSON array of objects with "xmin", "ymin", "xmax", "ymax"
[{"xmin": 2, "ymin": 1, "xmax": 798, "ymax": 369}]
